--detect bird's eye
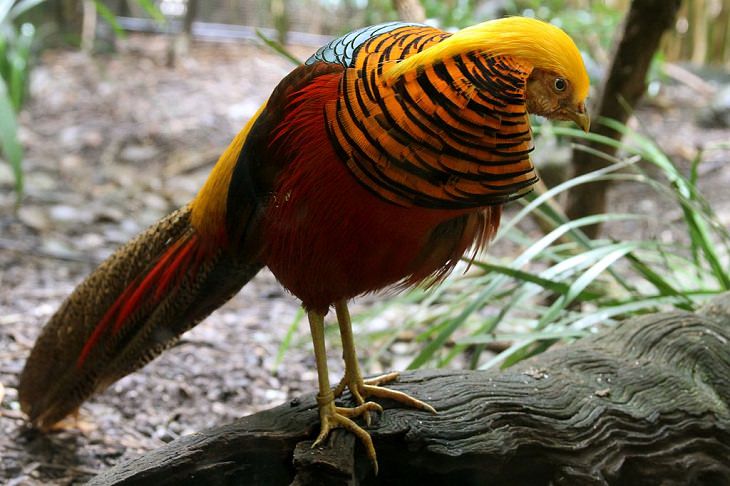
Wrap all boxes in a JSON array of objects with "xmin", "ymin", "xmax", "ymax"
[{"xmin": 554, "ymin": 78, "xmax": 567, "ymax": 92}]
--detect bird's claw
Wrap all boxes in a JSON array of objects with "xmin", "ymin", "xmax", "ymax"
[
  {"xmin": 313, "ymin": 391, "xmax": 382, "ymax": 473},
  {"xmin": 360, "ymin": 383, "xmax": 437, "ymax": 414},
  {"xmin": 334, "ymin": 371, "xmax": 437, "ymax": 419}
]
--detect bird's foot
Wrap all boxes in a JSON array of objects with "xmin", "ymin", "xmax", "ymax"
[
  {"xmin": 333, "ymin": 370, "xmax": 437, "ymax": 426},
  {"xmin": 313, "ymin": 390, "xmax": 383, "ymax": 473}
]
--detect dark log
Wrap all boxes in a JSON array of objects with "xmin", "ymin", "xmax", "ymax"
[
  {"xmin": 89, "ymin": 296, "xmax": 730, "ymax": 485},
  {"xmin": 565, "ymin": 0, "xmax": 682, "ymax": 238}
]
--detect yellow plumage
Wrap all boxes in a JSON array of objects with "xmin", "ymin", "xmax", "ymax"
[
  {"xmin": 385, "ymin": 17, "xmax": 590, "ymax": 101},
  {"xmin": 191, "ymin": 101, "xmax": 266, "ymax": 239}
]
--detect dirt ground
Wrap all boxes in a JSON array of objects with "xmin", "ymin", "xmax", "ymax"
[{"xmin": 1, "ymin": 35, "xmax": 729, "ymax": 485}]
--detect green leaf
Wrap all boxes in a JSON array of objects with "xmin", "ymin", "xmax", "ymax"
[
  {"xmin": 569, "ymin": 295, "xmax": 696, "ymax": 330},
  {"xmin": 0, "ymin": 74, "xmax": 22, "ymax": 199},
  {"xmin": 496, "ymin": 157, "xmax": 640, "ymax": 242},
  {"xmin": 273, "ymin": 308, "xmax": 304, "ymax": 371},
  {"xmin": 255, "ymin": 29, "xmax": 301, "ymax": 66},
  {"xmin": 501, "ymin": 339, "xmax": 557, "ymax": 368},
  {"xmin": 458, "ymin": 328, "xmax": 588, "ymax": 345},
  {"xmin": 133, "ymin": 0, "xmax": 166, "ymax": 24},
  {"xmin": 94, "ymin": 0, "xmax": 126, "ymax": 38},
  {"xmin": 468, "ymin": 260, "xmax": 602, "ymax": 301},
  {"xmin": 624, "ymin": 252, "xmax": 693, "ymax": 309},
  {"xmin": 535, "ymin": 242, "xmax": 641, "ymax": 330},
  {"xmin": 0, "ymin": 0, "xmax": 14, "ymax": 26},
  {"xmin": 9, "ymin": 53, "xmax": 24, "ymax": 110},
  {"xmin": 407, "ymin": 214, "xmax": 636, "ymax": 370},
  {"xmin": 10, "ymin": 0, "xmax": 47, "ymax": 20}
]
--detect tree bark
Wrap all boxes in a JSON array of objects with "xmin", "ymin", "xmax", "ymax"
[
  {"xmin": 89, "ymin": 294, "xmax": 730, "ymax": 485},
  {"xmin": 272, "ymin": 0, "xmax": 290, "ymax": 46},
  {"xmin": 565, "ymin": 0, "xmax": 681, "ymax": 238},
  {"xmin": 392, "ymin": 0, "xmax": 426, "ymax": 23},
  {"xmin": 167, "ymin": 0, "xmax": 199, "ymax": 67},
  {"xmin": 81, "ymin": 0, "xmax": 97, "ymax": 52}
]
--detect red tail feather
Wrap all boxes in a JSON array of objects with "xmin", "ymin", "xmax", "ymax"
[{"xmin": 76, "ymin": 234, "xmax": 203, "ymax": 369}]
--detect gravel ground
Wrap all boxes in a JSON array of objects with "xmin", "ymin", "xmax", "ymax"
[{"xmin": 1, "ymin": 34, "xmax": 729, "ymax": 485}]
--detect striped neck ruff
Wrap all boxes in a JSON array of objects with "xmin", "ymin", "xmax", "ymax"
[{"xmin": 328, "ymin": 25, "xmax": 537, "ymax": 209}]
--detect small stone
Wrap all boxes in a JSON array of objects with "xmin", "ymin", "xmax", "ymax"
[
  {"xmin": 78, "ymin": 232, "xmax": 105, "ymax": 249},
  {"xmin": 82, "ymin": 130, "xmax": 104, "ymax": 148},
  {"xmin": 59, "ymin": 125, "xmax": 84, "ymax": 148},
  {"xmin": 211, "ymin": 402, "xmax": 227, "ymax": 415},
  {"xmin": 94, "ymin": 206, "xmax": 125, "ymax": 223},
  {"xmin": 697, "ymin": 85, "xmax": 730, "ymax": 128},
  {"xmin": 141, "ymin": 192, "xmax": 168, "ymax": 212},
  {"xmin": 60, "ymin": 154, "xmax": 85, "ymax": 171},
  {"xmin": 50, "ymin": 204, "xmax": 87, "ymax": 223},
  {"xmin": 0, "ymin": 162, "xmax": 14, "ymax": 186},
  {"xmin": 25, "ymin": 172, "xmax": 58, "ymax": 192},
  {"xmin": 17, "ymin": 205, "xmax": 49, "ymax": 231},
  {"xmin": 264, "ymin": 388, "xmax": 286, "ymax": 402},
  {"xmin": 40, "ymin": 238, "xmax": 76, "ymax": 259},
  {"xmin": 154, "ymin": 426, "xmax": 176, "ymax": 443},
  {"xmin": 120, "ymin": 144, "xmax": 160, "ymax": 163}
]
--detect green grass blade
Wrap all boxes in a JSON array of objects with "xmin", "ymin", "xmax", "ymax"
[
  {"xmin": 407, "ymin": 214, "xmax": 637, "ymax": 370},
  {"xmin": 624, "ymin": 252, "xmax": 693, "ymax": 309},
  {"xmin": 273, "ymin": 308, "xmax": 305, "ymax": 371},
  {"xmin": 569, "ymin": 295, "xmax": 694, "ymax": 330},
  {"xmin": 0, "ymin": 74, "xmax": 22, "ymax": 199},
  {"xmin": 10, "ymin": 0, "xmax": 47, "ymax": 20},
  {"xmin": 94, "ymin": 0, "xmax": 126, "ymax": 37},
  {"xmin": 497, "ymin": 157, "xmax": 639, "ymax": 241},
  {"xmin": 469, "ymin": 260, "xmax": 602, "ymax": 301},
  {"xmin": 689, "ymin": 147, "xmax": 702, "ymax": 189},
  {"xmin": 536, "ymin": 242, "xmax": 641, "ymax": 329},
  {"xmin": 459, "ymin": 328, "xmax": 587, "ymax": 345},
  {"xmin": 255, "ymin": 29, "xmax": 301, "ymax": 66},
  {"xmin": 133, "ymin": 0, "xmax": 166, "ymax": 24},
  {"xmin": 9, "ymin": 53, "xmax": 24, "ymax": 110},
  {"xmin": 0, "ymin": 0, "xmax": 13, "ymax": 25}
]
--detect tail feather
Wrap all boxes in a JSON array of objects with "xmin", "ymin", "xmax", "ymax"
[
  {"xmin": 19, "ymin": 205, "xmax": 262, "ymax": 430},
  {"xmin": 76, "ymin": 232, "xmax": 202, "ymax": 369}
]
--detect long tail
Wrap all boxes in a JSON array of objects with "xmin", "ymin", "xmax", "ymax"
[{"xmin": 19, "ymin": 205, "xmax": 262, "ymax": 430}]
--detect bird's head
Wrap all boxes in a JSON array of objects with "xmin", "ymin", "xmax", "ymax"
[
  {"xmin": 525, "ymin": 68, "xmax": 590, "ymax": 132},
  {"xmin": 386, "ymin": 17, "xmax": 591, "ymax": 132}
]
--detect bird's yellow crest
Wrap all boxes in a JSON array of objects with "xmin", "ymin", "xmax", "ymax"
[{"xmin": 386, "ymin": 17, "xmax": 590, "ymax": 101}]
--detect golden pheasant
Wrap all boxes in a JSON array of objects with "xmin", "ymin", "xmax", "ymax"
[{"xmin": 20, "ymin": 17, "xmax": 589, "ymax": 471}]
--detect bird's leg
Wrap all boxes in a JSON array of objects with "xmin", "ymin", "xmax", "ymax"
[
  {"xmin": 307, "ymin": 309, "xmax": 383, "ymax": 472},
  {"xmin": 332, "ymin": 300, "xmax": 437, "ymax": 425}
]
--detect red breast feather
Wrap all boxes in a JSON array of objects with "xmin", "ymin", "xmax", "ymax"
[{"xmin": 261, "ymin": 72, "xmax": 499, "ymax": 313}]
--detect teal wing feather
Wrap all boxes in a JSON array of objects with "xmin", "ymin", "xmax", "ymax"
[{"xmin": 305, "ymin": 21, "xmax": 424, "ymax": 68}]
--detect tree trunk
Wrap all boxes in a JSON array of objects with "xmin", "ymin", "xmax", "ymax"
[
  {"xmin": 55, "ymin": 0, "xmax": 84, "ymax": 45},
  {"xmin": 392, "ymin": 0, "xmax": 426, "ymax": 23},
  {"xmin": 81, "ymin": 0, "xmax": 97, "ymax": 52},
  {"xmin": 272, "ymin": 0, "xmax": 290, "ymax": 46},
  {"xmin": 167, "ymin": 0, "xmax": 199, "ymax": 67},
  {"xmin": 690, "ymin": 0, "xmax": 708, "ymax": 65},
  {"xmin": 89, "ymin": 294, "xmax": 730, "ymax": 485},
  {"xmin": 564, "ymin": 0, "xmax": 681, "ymax": 238}
]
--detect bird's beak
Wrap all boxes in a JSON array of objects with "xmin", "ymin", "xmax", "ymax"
[{"xmin": 567, "ymin": 101, "xmax": 590, "ymax": 133}]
